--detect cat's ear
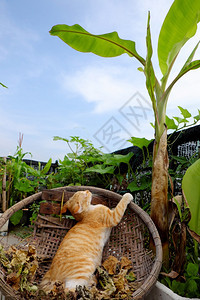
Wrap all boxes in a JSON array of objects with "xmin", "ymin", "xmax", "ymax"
[
  {"xmin": 85, "ymin": 190, "xmax": 91, "ymax": 196},
  {"xmin": 73, "ymin": 202, "xmax": 83, "ymax": 214}
]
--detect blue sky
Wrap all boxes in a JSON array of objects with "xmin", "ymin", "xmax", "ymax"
[{"xmin": 0, "ymin": 0, "xmax": 199, "ymax": 162}]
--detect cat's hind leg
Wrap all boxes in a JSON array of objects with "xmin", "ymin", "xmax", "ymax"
[
  {"xmin": 40, "ymin": 278, "xmax": 59, "ymax": 294},
  {"xmin": 64, "ymin": 278, "xmax": 89, "ymax": 290},
  {"xmin": 64, "ymin": 273, "xmax": 97, "ymax": 290}
]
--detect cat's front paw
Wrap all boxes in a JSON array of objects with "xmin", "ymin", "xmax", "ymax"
[{"xmin": 123, "ymin": 193, "xmax": 133, "ymax": 204}]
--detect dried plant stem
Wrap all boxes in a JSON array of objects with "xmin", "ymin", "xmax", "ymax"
[{"xmin": 2, "ymin": 157, "xmax": 7, "ymax": 212}]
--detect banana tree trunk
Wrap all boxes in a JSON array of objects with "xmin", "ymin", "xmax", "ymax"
[{"xmin": 150, "ymin": 126, "xmax": 169, "ymax": 268}]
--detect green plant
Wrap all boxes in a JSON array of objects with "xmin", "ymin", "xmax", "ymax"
[
  {"xmin": 3, "ymin": 145, "xmax": 52, "ymax": 225},
  {"xmin": 6, "ymin": 146, "xmax": 34, "ymax": 207},
  {"xmin": 160, "ymin": 191, "xmax": 199, "ymax": 297},
  {"xmin": 161, "ymin": 262, "xmax": 200, "ymax": 298},
  {"xmin": 85, "ymin": 152, "xmax": 134, "ymax": 190},
  {"xmin": 29, "ymin": 201, "xmax": 45, "ymax": 225},
  {"xmin": 128, "ymin": 137, "xmax": 152, "ymax": 162},
  {"xmin": 0, "ymin": 157, "xmax": 6, "ymax": 195},
  {"xmin": 182, "ymin": 158, "xmax": 200, "ymax": 257},
  {"xmin": 53, "ymin": 136, "xmax": 104, "ymax": 186},
  {"xmin": 127, "ymin": 137, "xmax": 152, "ymax": 204},
  {"xmin": 166, "ymin": 107, "xmax": 200, "ymax": 133},
  {"xmin": 9, "ymin": 210, "xmax": 24, "ymax": 226},
  {"xmin": 7, "ymin": 147, "xmax": 51, "ymax": 200},
  {"xmin": 169, "ymin": 154, "xmax": 198, "ymax": 190},
  {"xmin": 52, "ymin": 136, "xmax": 134, "ymax": 190},
  {"xmin": 28, "ymin": 158, "xmax": 52, "ymax": 192},
  {"xmin": 49, "ymin": 0, "xmax": 200, "ymax": 266}
]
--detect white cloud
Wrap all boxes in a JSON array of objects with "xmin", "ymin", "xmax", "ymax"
[{"xmin": 61, "ymin": 64, "xmax": 145, "ymax": 114}]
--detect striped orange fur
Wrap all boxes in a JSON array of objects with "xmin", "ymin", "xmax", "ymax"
[{"xmin": 40, "ymin": 190, "xmax": 133, "ymax": 293}]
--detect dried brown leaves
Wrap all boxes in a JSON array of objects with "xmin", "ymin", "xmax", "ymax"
[
  {"xmin": 0, "ymin": 249, "xmax": 138, "ymax": 299},
  {"xmin": 93, "ymin": 255, "xmax": 138, "ymax": 299},
  {"xmin": 0, "ymin": 243, "xmax": 38, "ymax": 294}
]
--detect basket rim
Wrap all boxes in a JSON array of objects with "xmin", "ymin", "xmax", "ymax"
[{"xmin": 0, "ymin": 186, "xmax": 162, "ymax": 299}]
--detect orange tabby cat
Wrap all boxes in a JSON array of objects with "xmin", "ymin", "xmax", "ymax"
[{"xmin": 40, "ymin": 190, "xmax": 133, "ymax": 293}]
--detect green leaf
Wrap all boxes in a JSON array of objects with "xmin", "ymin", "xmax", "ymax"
[
  {"xmin": 125, "ymin": 271, "xmax": 136, "ymax": 282},
  {"xmin": 180, "ymin": 41, "xmax": 200, "ymax": 72},
  {"xmin": 128, "ymin": 178, "xmax": 151, "ymax": 192},
  {"xmin": 173, "ymin": 197, "xmax": 182, "ymax": 221},
  {"xmin": 166, "ymin": 59, "xmax": 200, "ymax": 98},
  {"xmin": 0, "ymin": 82, "xmax": 8, "ymax": 88},
  {"xmin": 173, "ymin": 117, "xmax": 188, "ymax": 124},
  {"xmin": 128, "ymin": 137, "xmax": 153, "ymax": 149},
  {"xmin": 137, "ymin": 67, "xmax": 144, "ymax": 72},
  {"xmin": 158, "ymin": 0, "xmax": 200, "ymax": 75},
  {"xmin": 85, "ymin": 164, "xmax": 115, "ymax": 175},
  {"xmin": 10, "ymin": 210, "xmax": 23, "ymax": 226},
  {"xmin": 128, "ymin": 181, "xmax": 141, "ymax": 192},
  {"xmin": 178, "ymin": 106, "xmax": 191, "ymax": 119},
  {"xmin": 194, "ymin": 115, "xmax": 200, "ymax": 122},
  {"xmin": 186, "ymin": 279, "xmax": 198, "ymax": 296},
  {"xmin": 115, "ymin": 174, "xmax": 124, "ymax": 185},
  {"xmin": 49, "ymin": 24, "xmax": 145, "ymax": 65},
  {"xmin": 165, "ymin": 116, "xmax": 178, "ymax": 130},
  {"xmin": 171, "ymin": 155, "xmax": 189, "ymax": 166},
  {"xmin": 41, "ymin": 158, "xmax": 52, "ymax": 175},
  {"xmin": 53, "ymin": 136, "xmax": 69, "ymax": 143},
  {"xmin": 15, "ymin": 178, "xmax": 34, "ymax": 193},
  {"xmin": 104, "ymin": 153, "xmax": 133, "ymax": 166},
  {"xmin": 194, "ymin": 109, "xmax": 200, "ymax": 122},
  {"xmin": 171, "ymin": 280, "xmax": 185, "ymax": 296},
  {"xmin": 181, "ymin": 206, "xmax": 191, "ymax": 224},
  {"xmin": 186, "ymin": 263, "xmax": 198, "ymax": 277},
  {"xmin": 144, "ymin": 12, "xmax": 156, "ymax": 102},
  {"xmin": 182, "ymin": 158, "xmax": 200, "ymax": 240},
  {"xmin": 150, "ymin": 122, "xmax": 155, "ymax": 129}
]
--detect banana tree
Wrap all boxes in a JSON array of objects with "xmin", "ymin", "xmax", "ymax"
[{"xmin": 49, "ymin": 0, "xmax": 200, "ymax": 266}]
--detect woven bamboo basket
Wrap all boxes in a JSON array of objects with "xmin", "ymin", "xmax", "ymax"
[{"xmin": 0, "ymin": 186, "xmax": 162, "ymax": 299}]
